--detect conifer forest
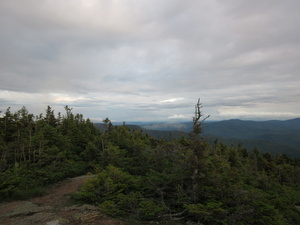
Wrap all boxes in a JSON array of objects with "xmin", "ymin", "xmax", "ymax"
[{"xmin": 0, "ymin": 104, "xmax": 300, "ymax": 224}]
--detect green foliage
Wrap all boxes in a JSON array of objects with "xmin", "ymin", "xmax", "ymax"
[
  {"xmin": 99, "ymin": 200, "xmax": 122, "ymax": 216},
  {"xmin": 74, "ymin": 126, "xmax": 300, "ymax": 223},
  {"xmin": 138, "ymin": 199, "xmax": 164, "ymax": 220},
  {"xmin": 11, "ymin": 186, "xmax": 46, "ymax": 200},
  {"xmin": 185, "ymin": 201, "xmax": 226, "ymax": 224},
  {"xmin": 74, "ymin": 165, "xmax": 165, "ymax": 219},
  {"xmin": 0, "ymin": 106, "xmax": 100, "ymax": 200}
]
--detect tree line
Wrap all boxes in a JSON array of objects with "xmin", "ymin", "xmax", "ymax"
[
  {"xmin": 1, "ymin": 104, "xmax": 300, "ymax": 224},
  {"xmin": 0, "ymin": 106, "xmax": 101, "ymax": 198}
]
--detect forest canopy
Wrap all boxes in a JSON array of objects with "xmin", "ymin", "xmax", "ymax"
[{"xmin": 0, "ymin": 104, "xmax": 300, "ymax": 224}]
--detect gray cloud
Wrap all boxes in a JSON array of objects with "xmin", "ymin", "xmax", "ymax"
[{"xmin": 1, "ymin": 0, "xmax": 300, "ymax": 121}]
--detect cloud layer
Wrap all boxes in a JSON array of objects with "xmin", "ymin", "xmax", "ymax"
[{"xmin": 1, "ymin": 0, "xmax": 300, "ymax": 121}]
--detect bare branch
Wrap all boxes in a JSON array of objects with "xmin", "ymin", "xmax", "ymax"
[{"xmin": 192, "ymin": 98, "xmax": 210, "ymax": 135}]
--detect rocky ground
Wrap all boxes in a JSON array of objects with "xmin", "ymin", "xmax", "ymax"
[{"xmin": 0, "ymin": 175, "xmax": 132, "ymax": 225}]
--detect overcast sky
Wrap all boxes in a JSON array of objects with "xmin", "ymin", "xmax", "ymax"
[{"xmin": 1, "ymin": 0, "xmax": 300, "ymax": 122}]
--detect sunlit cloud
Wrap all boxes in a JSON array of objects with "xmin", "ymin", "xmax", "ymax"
[
  {"xmin": 161, "ymin": 98, "xmax": 184, "ymax": 103},
  {"xmin": 50, "ymin": 94, "xmax": 87, "ymax": 104},
  {"xmin": 168, "ymin": 114, "xmax": 189, "ymax": 119},
  {"xmin": 218, "ymin": 106, "xmax": 300, "ymax": 119}
]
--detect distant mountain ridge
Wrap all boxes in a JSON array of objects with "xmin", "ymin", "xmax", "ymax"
[
  {"xmin": 202, "ymin": 118, "xmax": 300, "ymax": 158},
  {"xmin": 95, "ymin": 118, "xmax": 300, "ymax": 158}
]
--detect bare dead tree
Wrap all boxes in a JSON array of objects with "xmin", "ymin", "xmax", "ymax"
[
  {"xmin": 190, "ymin": 99, "xmax": 210, "ymax": 202},
  {"xmin": 192, "ymin": 98, "xmax": 210, "ymax": 136}
]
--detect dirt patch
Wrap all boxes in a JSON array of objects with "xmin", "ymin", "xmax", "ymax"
[{"xmin": 31, "ymin": 175, "xmax": 91, "ymax": 207}]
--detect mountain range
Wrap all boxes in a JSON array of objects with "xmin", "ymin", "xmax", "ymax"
[{"xmin": 95, "ymin": 118, "xmax": 300, "ymax": 158}]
